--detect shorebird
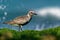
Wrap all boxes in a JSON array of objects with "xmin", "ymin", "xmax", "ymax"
[{"xmin": 3, "ymin": 11, "xmax": 37, "ymax": 31}]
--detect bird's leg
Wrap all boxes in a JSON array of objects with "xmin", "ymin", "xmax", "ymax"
[
  {"xmin": 18, "ymin": 25, "xmax": 21, "ymax": 31},
  {"xmin": 19, "ymin": 25, "xmax": 20, "ymax": 31},
  {"xmin": 20, "ymin": 25, "xmax": 22, "ymax": 31},
  {"xmin": 19, "ymin": 25, "xmax": 22, "ymax": 31}
]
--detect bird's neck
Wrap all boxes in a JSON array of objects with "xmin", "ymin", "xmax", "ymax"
[{"xmin": 27, "ymin": 14, "xmax": 32, "ymax": 18}]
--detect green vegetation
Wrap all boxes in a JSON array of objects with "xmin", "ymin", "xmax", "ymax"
[{"xmin": 0, "ymin": 26, "xmax": 60, "ymax": 40}]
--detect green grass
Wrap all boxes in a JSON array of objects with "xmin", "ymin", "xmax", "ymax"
[{"xmin": 0, "ymin": 26, "xmax": 60, "ymax": 40}]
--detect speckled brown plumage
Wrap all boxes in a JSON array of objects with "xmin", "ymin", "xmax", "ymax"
[{"xmin": 3, "ymin": 11, "xmax": 37, "ymax": 31}]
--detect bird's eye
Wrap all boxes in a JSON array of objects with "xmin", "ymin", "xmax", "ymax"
[{"xmin": 30, "ymin": 12, "xmax": 33, "ymax": 13}]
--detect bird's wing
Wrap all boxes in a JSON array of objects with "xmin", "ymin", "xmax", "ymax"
[
  {"xmin": 14, "ymin": 15, "xmax": 27, "ymax": 20},
  {"xmin": 13, "ymin": 15, "xmax": 29, "ymax": 24}
]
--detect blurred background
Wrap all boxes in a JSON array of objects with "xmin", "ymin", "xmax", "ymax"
[{"xmin": 0, "ymin": 0, "xmax": 60, "ymax": 31}]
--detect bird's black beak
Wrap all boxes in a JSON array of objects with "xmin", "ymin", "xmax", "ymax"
[{"xmin": 34, "ymin": 13, "xmax": 37, "ymax": 15}]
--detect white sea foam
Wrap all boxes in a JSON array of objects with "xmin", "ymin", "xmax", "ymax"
[{"xmin": 35, "ymin": 7, "xmax": 60, "ymax": 19}]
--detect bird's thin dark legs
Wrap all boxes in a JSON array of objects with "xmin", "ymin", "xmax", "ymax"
[
  {"xmin": 19, "ymin": 25, "xmax": 22, "ymax": 31},
  {"xmin": 19, "ymin": 26, "xmax": 20, "ymax": 31},
  {"xmin": 20, "ymin": 25, "xmax": 22, "ymax": 31}
]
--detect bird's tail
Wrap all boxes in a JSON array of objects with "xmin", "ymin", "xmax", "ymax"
[
  {"xmin": 3, "ymin": 21, "xmax": 15, "ymax": 25},
  {"xmin": 3, "ymin": 22, "xmax": 8, "ymax": 24}
]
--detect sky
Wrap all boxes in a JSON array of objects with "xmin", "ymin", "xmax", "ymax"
[{"xmin": 0, "ymin": 0, "xmax": 60, "ymax": 31}]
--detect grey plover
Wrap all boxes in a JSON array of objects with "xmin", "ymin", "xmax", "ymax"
[{"xmin": 3, "ymin": 11, "xmax": 37, "ymax": 31}]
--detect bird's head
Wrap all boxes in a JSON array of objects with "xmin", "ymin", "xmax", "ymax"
[{"xmin": 28, "ymin": 11, "xmax": 37, "ymax": 16}]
